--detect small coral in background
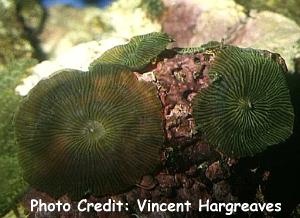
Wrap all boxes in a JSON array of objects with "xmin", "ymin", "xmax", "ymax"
[{"xmin": 90, "ymin": 32, "xmax": 173, "ymax": 70}]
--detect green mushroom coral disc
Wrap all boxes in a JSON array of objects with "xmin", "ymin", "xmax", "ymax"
[
  {"xmin": 15, "ymin": 65, "xmax": 163, "ymax": 199},
  {"xmin": 193, "ymin": 46, "xmax": 294, "ymax": 157},
  {"xmin": 89, "ymin": 32, "xmax": 173, "ymax": 71}
]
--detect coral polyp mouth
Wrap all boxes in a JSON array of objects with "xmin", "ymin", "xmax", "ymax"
[
  {"xmin": 81, "ymin": 120, "xmax": 106, "ymax": 143},
  {"xmin": 238, "ymin": 98, "xmax": 254, "ymax": 111}
]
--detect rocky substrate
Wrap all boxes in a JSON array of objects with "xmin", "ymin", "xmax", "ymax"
[{"xmin": 22, "ymin": 52, "xmax": 275, "ymax": 218}]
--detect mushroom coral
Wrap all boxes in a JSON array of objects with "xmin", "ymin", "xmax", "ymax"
[
  {"xmin": 193, "ymin": 45, "xmax": 294, "ymax": 157},
  {"xmin": 89, "ymin": 32, "xmax": 173, "ymax": 71},
  {"xmin": 15, "ymin": 64, "xmax": 163, "ymax": 199}
]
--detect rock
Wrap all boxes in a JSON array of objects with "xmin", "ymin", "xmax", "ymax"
[
  {"xmin": 235, "ymin": 0, "xmax": 300, "ymax": 26},
  {"xmin": 155, "ymin": 53, "xmax": 211, "ymax": 144},
  {"xmin": 0, "ymin": 0, "xmax": 42, "ymax": 69},
  {"xmin": 39, "ymin": 5, "xmax": 112, "ymax": 57},
  {"xmin": 19, "ymin": 0, "xmax": 45, "ymax": 32},
  {"xmin": 230, "ymin": 10, "xmax": 300, "ymax": 72},
  {"xmin": 161, "ymin": 0, "xmax": 300, "ymax": 72},
  {"xmin": 40, "ymin": 0, "xmax": 162, "ymax": 58},
  {"xmin": 162, "ymin": 0, "xmax": 246, "ymax": 47},
  {"xmin": 212, "ymin": 180, "xmax": 236, "ymax": 202},
  {"xmin": 16, "ymin": 38, "xmax": 127, "ymax": 96},
  {"xmin": 205, "ymin": 161, "xmax": 230, "ymax": 181},
  {"xmin": 104, "ymin": 0, "xmax": 162, "ymax": 38}
]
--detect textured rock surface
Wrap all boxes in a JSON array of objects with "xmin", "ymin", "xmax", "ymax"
[
  {"xmin": 16, "ymin": 38, "xmax": 127, "ymax": 96},
  {"xmin": 162, "ymin": 0, "xmax": 300, "ymax": 72},
  {"xmin": 0, "ymin": 0, "xmax": 40, "ymax": 69},
  {"xmin": 40, "ymin": 0, "xmax": 161, "ymax": 58},
  {"xmin": 39, "ymin": 5, "xmax": 111, "ymax": 57},
  {"xmin": 235, "ymin": 0, "xmax": 300, "ymax": 25},
  {"xmin": 103, "ymin": 0, "xmax": 161, "ymax": 38},
  {"xmin": 230, "ymin": 11, "xmax": 300, "ymax": 72},
  {"xmin": 162, "ymin": 0, "xmax": 246, "ymax": 47}
]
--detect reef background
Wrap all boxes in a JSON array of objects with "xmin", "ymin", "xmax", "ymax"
[{"xmin": 1, "ymin": 0, "xmax": 300, "ymax": 217}]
